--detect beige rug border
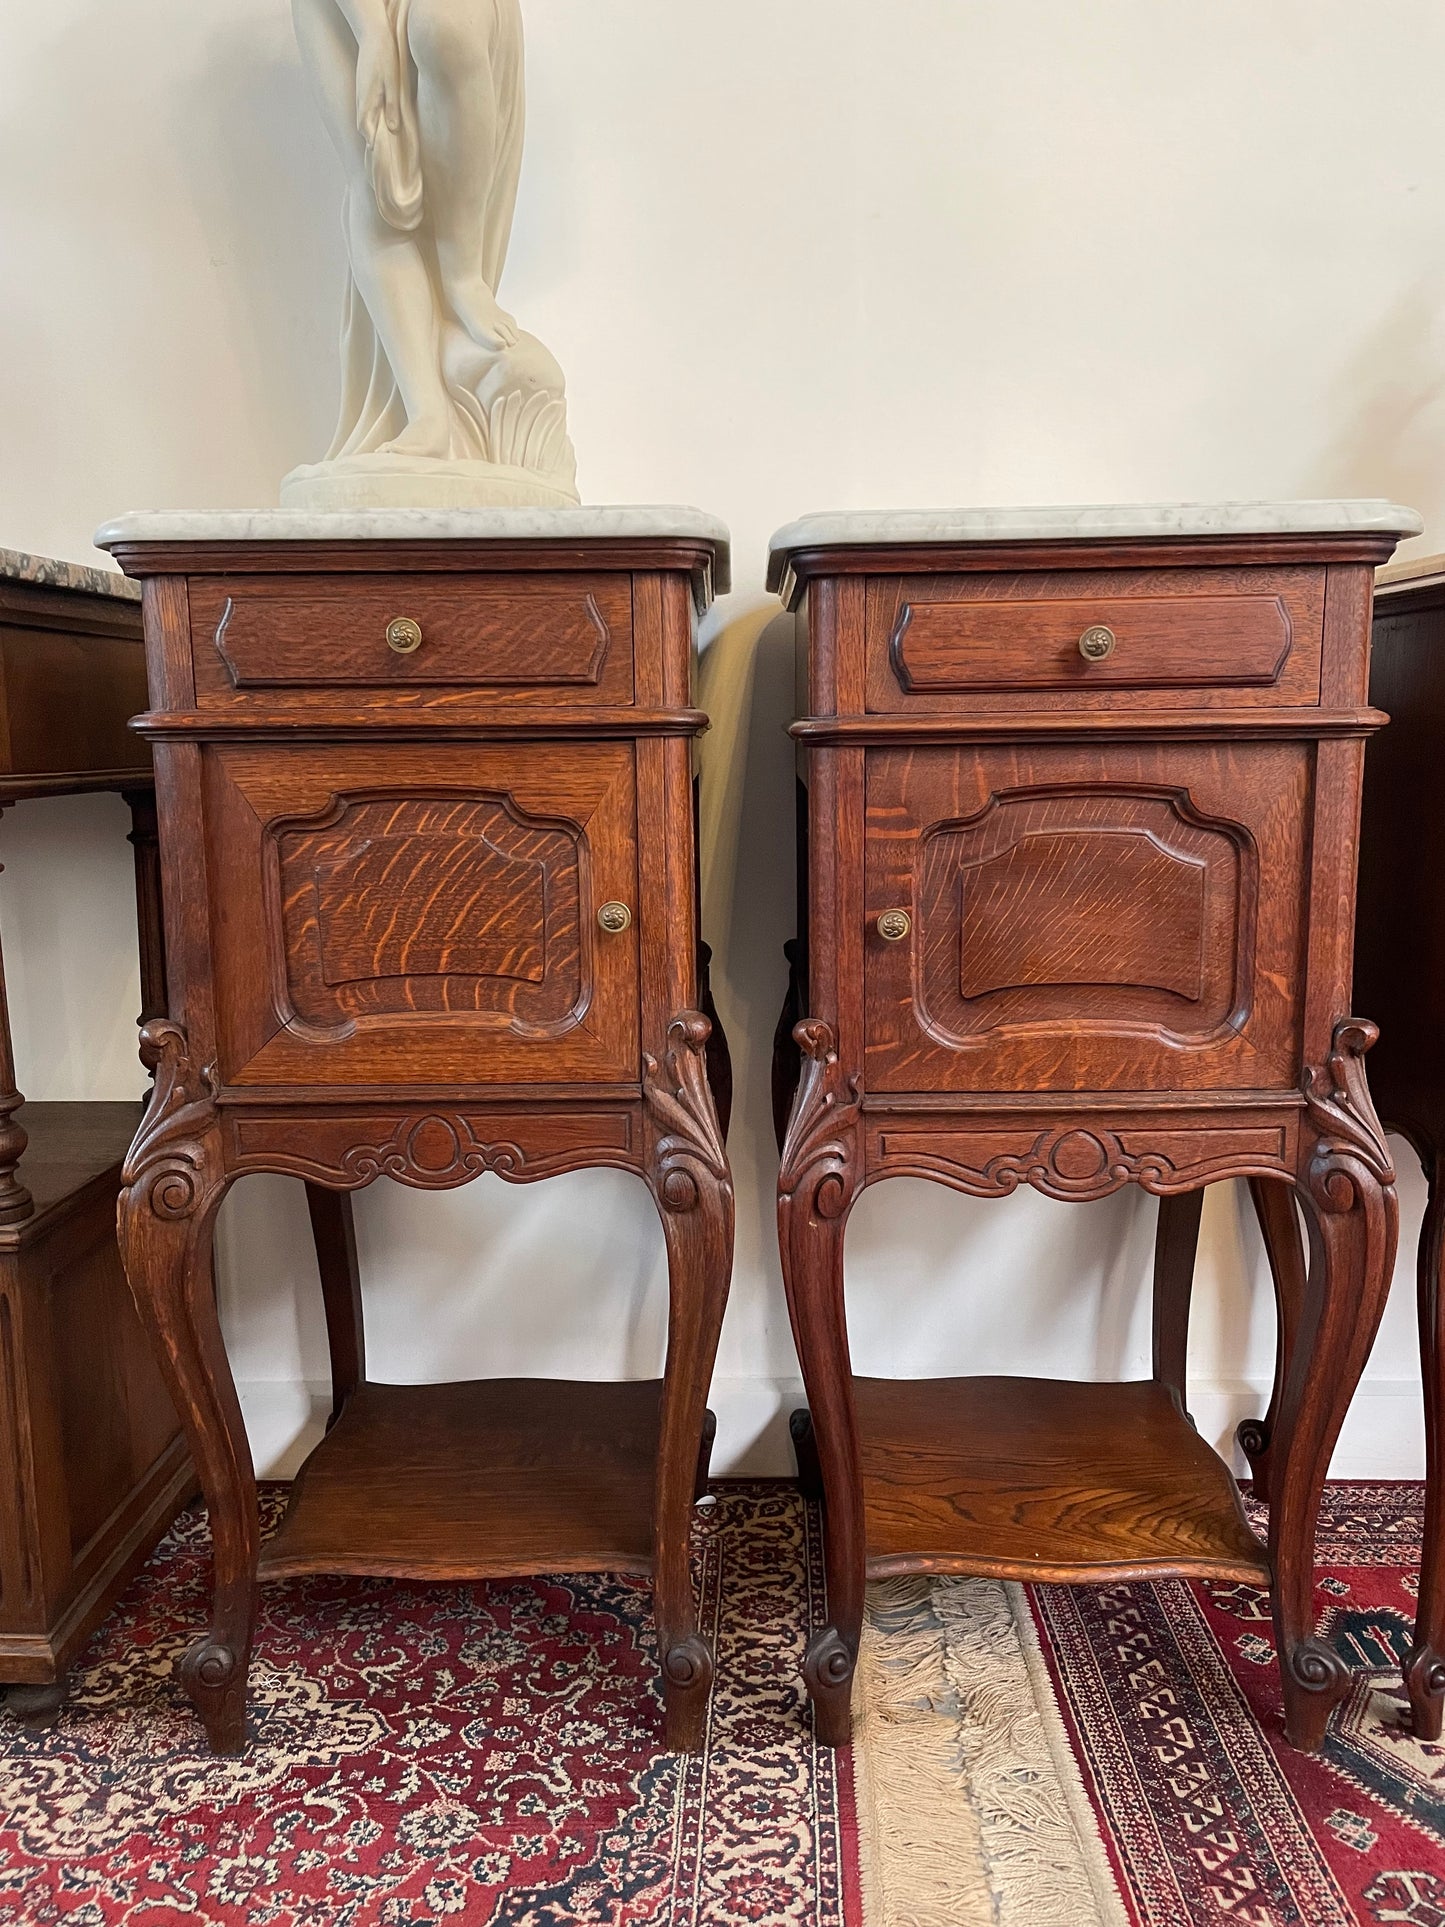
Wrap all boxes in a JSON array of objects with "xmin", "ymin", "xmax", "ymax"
[{"xmin": 853, "ymin": 1574, "xmax": 1130, "ymax": 1927}]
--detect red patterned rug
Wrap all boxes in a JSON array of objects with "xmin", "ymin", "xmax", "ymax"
[
  {"xmin": 0, "ymin": 1484, "xmax": 858, "ymax": 1927},
  {"xmin": 1031, "ymin": 1482, "xmax": 1444, "ymax": 1926},
  {"xmin": 8, "ymin": 1479, "xmax": 1441, "ymax": 1924}
]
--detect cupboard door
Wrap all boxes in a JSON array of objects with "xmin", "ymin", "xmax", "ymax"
[
  {"xmin": 204, "ymin": 742, "xmax": 639, "ymax": 1087},
  {"xmin": 864, "ymin": 742, "xmax": 1310, "ymax": 1094}
]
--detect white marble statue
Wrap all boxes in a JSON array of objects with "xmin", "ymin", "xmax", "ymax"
[{"xmin": 283, "ymin": 0, "xmax": 579, "ymax": 510}]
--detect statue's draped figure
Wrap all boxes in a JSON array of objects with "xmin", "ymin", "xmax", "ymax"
[{"xmin": 285, "ymin": 0, "xmax": 579, "ymax": 509}]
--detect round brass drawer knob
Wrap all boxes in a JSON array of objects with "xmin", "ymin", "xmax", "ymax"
[
  {"xmin": 1078, "ymin": 624, "xmax": 1117, "ymax": 663},
  {"xmin": 877, "ymin": 909, "xmax": 912, "ymax": 943},
  {"xmin": 386, "ymin": 616, "xmax": 424, "ymax": 656},
  {"xmin": 597, "ymin": 901, "xmax": 633, "ymax": 935}
]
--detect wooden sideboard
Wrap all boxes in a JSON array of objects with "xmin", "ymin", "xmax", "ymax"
[
  {"xmin": 770, "ymin": 502, "xmax": 1419, "ymax": 1754},
  {"xmin": 99, "ymin": 509, "xmax": 735, "ymax": 1757},
  {"xmin": 0, "ymin": 549, "xmax": 192, "ymax": 1724}
]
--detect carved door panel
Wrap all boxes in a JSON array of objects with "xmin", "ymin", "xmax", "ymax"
[
  {"xmin": 864, "ymin": 742, "xmax": 1310, "ymax": 1094},
  {"xmin": 204, "ymin": 742, "xmax": 639, "ymax": 1087}
]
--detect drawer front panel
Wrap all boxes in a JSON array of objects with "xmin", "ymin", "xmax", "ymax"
[
  {"xmin": 864, "ymin": 741, "xmax": 1310, "ymax": 1093},
  {"xmin": 191, "ymin": 573, "xmax": 635, "ymax": 708},
  {"xmin": 866, "ymin": 567, "xmax": 1325, "ymax": 710},
  {"xmin": 205, "ymin": 742, "xmax": 639, "ymax": 1086}
]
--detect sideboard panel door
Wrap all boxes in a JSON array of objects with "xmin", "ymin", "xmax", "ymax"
[
  {"xmin": 863, "ymin": 741, "xmax": 1310, "ymax": 1094},
  {"xmin": 205, "ymin": 741, "xmax": 640, "ymax": 1088}
]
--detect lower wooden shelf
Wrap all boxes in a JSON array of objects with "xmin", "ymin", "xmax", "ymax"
[
  {"xmin": 259, "ymin": 1379, "xmax": 663, "ymax": 1584},
  {"xmin": 855, "ymin": 1376, "xmax": 1269, "ymax": 1584}
]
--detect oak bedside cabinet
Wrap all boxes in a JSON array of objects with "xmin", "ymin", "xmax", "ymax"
[
  {"xmin": 97, "ymin": 508, "xmax": 735, "ymax": 1758},
  {"xmin": 1196, "ymin": 549, "xmax": 1445, "ymax": 1742},
  {"xmin": 770, "ymin": 502, "xmax": 1420, "ymax": 1754}
]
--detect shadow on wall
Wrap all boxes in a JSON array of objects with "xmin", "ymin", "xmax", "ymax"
[
  {"xmin": 697, "ymin": 594, "xmax": 1162, "ymax": 1440},
  {"xmin": 1314, "ymin": 278, "xmax": 1445, "ymax": 554},
  {"xmin": 166, "ymin": 14, "xmax": 347, "ymax": 488}
]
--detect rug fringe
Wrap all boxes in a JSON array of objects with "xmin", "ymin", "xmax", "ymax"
[
  {"xmin": 854, "ymin": 1577, "xmax": 1130, "ymax": 1927},
  {"xmin": 1002, "ymin": 1584, "xmax": 1132, "ymax": 1927},
  {"xmin": 936, "ymin": 1580, "xmax": 1128, "ymax": 1927},
  {"xmin": 853, "ymin": 1577, "xmax": 996, "ymax": 1927}
]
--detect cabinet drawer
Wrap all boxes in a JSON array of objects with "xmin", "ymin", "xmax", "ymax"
[
  {"xmin": 190, "ymin": 573, "xmax": 635, "ymax": 708},
  {"xmin": 863, "ymin": 741, "xmax": 1310, "ymax": 1095},
  {"xmin": 203, "ymin": 741, "xmax": 640, "ymax": 1088},
  {"xmin": 866, "ymin": 568, "xmax": 1325, "ymax": 711}
]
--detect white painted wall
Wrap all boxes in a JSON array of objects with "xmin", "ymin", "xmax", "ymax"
[{"xmin": 2, "ymin": 0, "xmax": 1443, "ymax": 1478}]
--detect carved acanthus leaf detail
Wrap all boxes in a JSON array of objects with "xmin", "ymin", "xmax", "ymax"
[
  {"xmin": 1302, "ymin": 1017, "xmax": 1395, "ymax": 1214},
  {"xmin": 643, "ymin": 1012, "xmax": 730, "ymax": 1215},
  {"xmin": 121, "ymin": 1021, "xmax": 220, "ymax": 1223},
  {"xmin": 778, "ymin": 1021, "xmax": 861, "ymax": 1223}
]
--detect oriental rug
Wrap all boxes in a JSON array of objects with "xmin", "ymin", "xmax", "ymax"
[
  {"xmin": 0, "ymin": 1484, "xmax": 858, "ymax": 1927},
  {"xmin": 853, "ymin": 1483, "xmax": 1445, "ymax": 1927}
]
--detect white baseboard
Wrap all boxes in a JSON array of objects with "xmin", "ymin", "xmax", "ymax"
[{"xmin": 234, "ymin": 1373, "xmax": 1427, "ymax": 1485}]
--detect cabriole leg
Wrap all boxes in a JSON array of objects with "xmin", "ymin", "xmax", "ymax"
[
  {"xmin": 1271, "ymin": 1021, "xmax": 1398, "ymax": 1752},
  {"xmin": 118, "ymin": 1022, "xmax": 255, "ymax": 1757},
  {"xmin": 1406, "ymin": 1145, "xmax": 1445, "ymax": 1739},
  {"xmin": 1152, "ymin": 1189, "xmax": 1205, "ymax": 1419},
  {"xmin": 1238, "ymin": 1177, "xmax": 1309, "ymax": 1506},
  {"xmin": 778, "ymin": 1021, "xmax": 863, "ymax": 1749},
  {"xmin": 643, "ymin": 1014, "xmax": 735, "ymax": 1753},
  {"xmin": 305, "ymin": 1185, "xmax": 365, "ymax": 1428}
]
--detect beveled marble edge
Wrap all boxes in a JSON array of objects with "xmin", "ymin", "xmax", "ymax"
[
  {"xmin": 767, "ymin": 501, "xmax": 1423, "ymax": 590},
  {"xmin": 1376, "ymin": 550, "xmax": 1445, "ymax": 595},
  {"xmin": 95, "ymin": 506, "xmax": 732, "ymax": 596},
  {"xmin": 0, "ymin": 545, "xmax": 141, "ymax": 603}
]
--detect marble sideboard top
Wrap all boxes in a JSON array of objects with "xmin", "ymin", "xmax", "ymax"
[
  {"xmin": 1, "ymin": 545, "xmax": 141, "ymax": 603},
  {"xmin": 1377, "ymin": 551, "xmax": 1445, "ymax": 595},
  {"xmin": 96, "ymin": 506, "xmax": 733, "ymax": 598},
  {"xmin": 767, "ymin": 501, "xmax": 1424, "ymax": 594}
]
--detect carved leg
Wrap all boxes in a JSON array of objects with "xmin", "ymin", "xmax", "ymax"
[
  {"xmin": 790, "ymin": 1408, "xmax": 825, "ymax": 1503},
  {"xmin": 644, "ymin": 1014, "xmax": 735, "ymax": 1753},
  {"xmin": 694, "ymin": 1409, "xmax": 718, "ymax": 1503},
  {"xmin": 1406, "ymin": 1146, "xmax": 1445, "ymax": 1740},
  {"xmin": 1237, "ymin": 1177, "xmax": 1308, "ymax": 1505},
  {"xmin": 305, "ymin": 1185, "xmax": 365, "ymax": 1429},
  {"xmin": 123, "ymin": 787, "xmax": 169, "ymax": 1028},
  {"xmin": 696, "ymin": 943, "xmax": 733, "ymax": 1142},
  {"xmin": 771, "ymin": 939, "xmax": 806, "ymax": 1154},
  {"xmin": 1152, "ymin": 1190, "xmax": 1205, "ymax": 1419},
  {"xmin": 118, "ymin": 1022, "xmax": 255, "ymax": 1756},
  {"xmin": 5, "ymin": 1681, "xmax": 66, "ymax": 1729},
  {"xmin": 778, "ymin": 1022, "xmax": 863, "ymax": 1748},
  {"xmin": 1271, "ymin": 1021, "xmax": 1398, "ymax": 1752}
]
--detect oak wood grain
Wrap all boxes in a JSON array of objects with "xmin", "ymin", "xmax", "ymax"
[
  {"xmin": 114, "ymin": 535, "xmax": 734, "ymax": 1757},
  {"xmin": 0, "ymin": 569, "xmax": 192, "ymax": 1701},
  {"xmin": 855, "ymin": 1376, "xmax": 1268, "ymax": 1582},
  {"xmin": 873, "ymin": 566, "xmax": 1320, "ymax": 709},
  {"xmin": 259, "ymin": 1380, "xmax": 663, "ymax": 1581},
  {"xmin": 193, "ymin": 572, "xmax": 635, "ymax": 710},
  {"xmin": 776, "ymin": 529, "xmax": 1400, "ymax": 1756}
]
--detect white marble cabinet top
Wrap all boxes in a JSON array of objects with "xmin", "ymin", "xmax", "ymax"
[
  {"xmin": 767, "ymin": 501, "xmax": 1423, "ymax": 594},
  {"xmin": 1377, "ymin": 551, "xmax": 1445, "ymax": 596},
  {"xmin": 0, "ymin": 545, "xmax": 140, "ymax": 603},
  {"xmin": 95, "ymin": 506, "xmax": 731, "ymax": 594}
]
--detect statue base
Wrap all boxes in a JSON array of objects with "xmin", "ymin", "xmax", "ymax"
[{"xmin": 280, "ymin": 456, "xmax": 580, "ymax": 514}]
